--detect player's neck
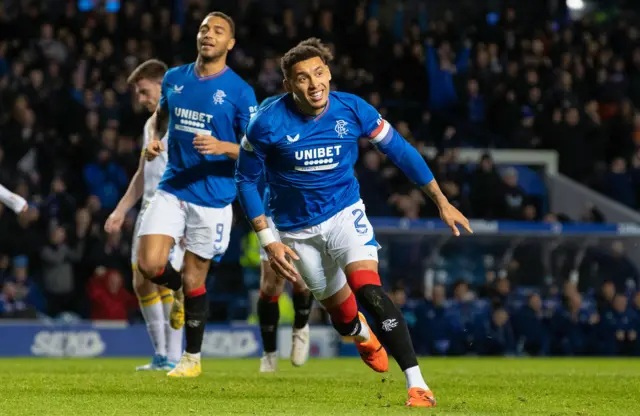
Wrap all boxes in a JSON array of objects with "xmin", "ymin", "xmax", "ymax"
[
  {"xmin": 195, "ymin": 56, "xmax": 227, "ymax": 78},
  {"xmin": 292, "ymin": 95, "xmax": 325, "ymax": 117}
]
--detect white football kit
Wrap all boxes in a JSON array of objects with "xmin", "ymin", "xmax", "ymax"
[
  {"xmin": 132, "ymin": 117, "xmax": 185, "ymax": 270},
  {"xmin": 277, "ymin": 199, "xmax": 379, "ymax": 300}
]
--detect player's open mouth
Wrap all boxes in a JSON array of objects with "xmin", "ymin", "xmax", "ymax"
[{"xmin": 309, "ymin": 90, "xmax": 323, "ymax": 102}]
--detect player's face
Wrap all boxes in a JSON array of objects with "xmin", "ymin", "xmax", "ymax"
[
  {"xmin": 285, "ymin": 56, "xmax": 332, "ymax": 115},
  {"xmin": 134, "ymin": 78, "xmax": 161, "ymax": 112},
  {"xmin": 197, "ymin": 16, "xmax": 235, "ymax": 62}
]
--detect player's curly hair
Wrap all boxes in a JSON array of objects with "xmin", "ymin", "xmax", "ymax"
[{"xmin": 280, "ymin": 38, "xmax": 334, "ymax": 79}]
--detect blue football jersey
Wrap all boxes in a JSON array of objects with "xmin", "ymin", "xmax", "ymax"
[
  {"xmin": 240, "ymin": 92, "xmax": 384, "ymax": 231},
  {"xmin": 158, "ymin": 63, "xmax": 258, "ymax": 208}
]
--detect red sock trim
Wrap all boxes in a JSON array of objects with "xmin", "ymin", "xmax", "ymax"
[
  {"xmin": 347, "ymin": 270, "xmax": 381, "ymax": 292},
  {"xmin": 155, "ymin": 266, "xmax": 166, "ymax": 277},
  {"xmin": 327, "ymin": 292, "xmax": 358, "ymax": 324},
  {"xmin": 185, "ymin": 286, "xmax": 206, "ymax": 298},
  {"xmin": 259, "ymin": 291, "xmax": 280, "ymax": 303}
]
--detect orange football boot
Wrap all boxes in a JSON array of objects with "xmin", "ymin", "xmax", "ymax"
[
  {"xmin": 405, "ymin": 387, "xmax": 437, "ymax": 408},
  {"xmin": 354, "ymin": 312, "xmax": 388, "ymax": 373}
]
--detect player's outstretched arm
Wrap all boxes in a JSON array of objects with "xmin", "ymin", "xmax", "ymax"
[
  {"xmin": 0, "ymin": 183, "xmax": 27, "ymax": 214},
  {"xmin": 153, "ymin": 102, "xmax": 169, "ymax": 140},
  {"xmin": 105, "ymin": 148, "xmax": 145, "ymax": 233},
  {"xmin": 369, "ymin": 119, "xmax": 472, "ymax": 236},
  {"xmin": 421, "ymin": 179, "xmax": 472, "ymax": 236},
  {"xmin": 235, "ymin": 135, "xmax": 300, "ymax": 282}
]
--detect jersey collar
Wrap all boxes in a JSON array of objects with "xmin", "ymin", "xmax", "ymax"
[
  {"xmin": 194, "ymin": 64, "xmax": 229, "ymax": 81},
  {"xmin": 287, "ymin": 93, "xmax": 331, "ymax": 122}
]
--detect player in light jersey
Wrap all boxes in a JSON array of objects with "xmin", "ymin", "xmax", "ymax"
[
  {"xmin": 236, "ymin": 38, "xmax": 472, "ymax": 407},
  {"xmin": 257, "ymin": 184, "xmax": 313, "ymax": 372},
  {"xmin": 0, "ymin": 184, "xmax": 28, "ymax": 214},
  {"xmin": 104, "ymin": 60, "xmax": 184, "ymax": 371},
  {"xmin": 137, "ymin": 11, "xmax": 257, "ymax": 377}
]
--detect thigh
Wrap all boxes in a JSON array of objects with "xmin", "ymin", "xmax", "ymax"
[
  {"xmin": 130, "ymin": 207, "xmax": 146, "ymax": 267},
  {"xmin": 320, "ymin": 251, "xmax": 347, "ymax": 301},
  {"xmin": 326, "ymin": 200, "xmax": 380, "ymax": 269},
  {"xmin": 185, "ymin": 203, "xmax": 233, "ymax": 261},
  {"xmin": 138, "ymin": 190, "xmax": 186, "ymax": 242},
  {"xmin": 280, "ymin": 233, "xmax": 334, "ymax": 300},
  {"xmin": 168, "ymin": 238, "xmax": 186, "ymax": 271}
]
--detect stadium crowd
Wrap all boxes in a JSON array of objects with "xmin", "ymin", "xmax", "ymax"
[{"xmin": 0, "ymin": 0, "xmax": 639, "ymax": 355}]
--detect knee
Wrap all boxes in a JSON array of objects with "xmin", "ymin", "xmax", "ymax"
[
  {"xmin": 136, "ymin": 251, "xmax": 165, "ymax": 279},
  {"xmin": 132, "ymin": 270, "xmax": 155, "ymax": 297},
  {"xmin": 261, "ymin": 263, "xmax": 285, "ymax": 296},
  {"xmin": 261, "ymin": 278, "xmax": 285, "ymax": 297},
  {"xmin": 136, "ymin": 236, "xmax": 173, "ymax": 278}
]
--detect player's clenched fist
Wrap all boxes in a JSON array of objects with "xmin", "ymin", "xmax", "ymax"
[
  {"xmin": 145, "ymin": 139, "xmax": 164, "ymax": 161},
  {"xmin": 264, "ymin": 241, "xmax": 300, "ymax": 283},
  {"xmin": 193, "ymin": 134, "xmax": 227, "ymax": 155}
]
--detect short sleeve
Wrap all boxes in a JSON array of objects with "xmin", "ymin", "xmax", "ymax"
[
  {"xmin": 241, "ymin": 113, "xmax": 269, "ymax": 157},
  {"xmin": 353, "ymin": 96, "xmax": 383, "ymax": 138},
  {"xmin": 159, "ymin": 73, "xmax": 169, "ymax": 112},
  {"xmin": 235, "ymin": 85, "xmax": 259, "ymax": 137}
]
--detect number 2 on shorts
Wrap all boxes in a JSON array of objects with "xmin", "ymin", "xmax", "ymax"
[{"xmin": 352, "ymin": 209, "xmax": 368, "ymax": 234}]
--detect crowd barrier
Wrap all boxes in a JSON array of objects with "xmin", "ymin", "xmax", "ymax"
[{"xmin": 0, "ymin": 322, "xmax": 339, "ymax": 358}]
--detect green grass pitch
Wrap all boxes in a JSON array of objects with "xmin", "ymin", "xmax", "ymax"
[{"xmin": 1, "ymin": 357, "xmax": 639, "ymax": 415}]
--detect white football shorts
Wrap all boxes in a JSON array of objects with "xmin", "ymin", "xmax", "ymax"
[
  {"xmin": 131, "ymin": 201, "xmax": 185, "ymax": 271},
  {"xmin": 138, "ymin": 189, "xmax": 232, "ymax": 261},
  {"xmin": 278, "ymin": 200, "xmax": 380, "ymax": 300}
]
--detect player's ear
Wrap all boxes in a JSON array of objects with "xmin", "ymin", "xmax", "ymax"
[
  {"xmin": 326, "ymin": 64, "xmax": 332, "ymax": 82},
  {"xmin": 227, "ymin": 38, "xmax": 236, "ymax": 51},
  {"xmin": 283, "ymin": 78, "xmax": 292, "ymax": 93}
]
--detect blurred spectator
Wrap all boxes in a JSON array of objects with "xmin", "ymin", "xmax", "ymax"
[
  {"xmin": 0, "ymin": 256, "xmax": 41, "ymax": 318},
  {"xmin": 469, "ymin": 154, "xmax": 503, "ymax": 219},
  {"xmin": 605, "ymin": 157, "xmax": 638, "ymax": 208},
  {"xmin": 87, "ymin": 268, "xmax": 137, "ymax": 321},
  {"xmin": 473, "ymin": 308, "xmax": 515, "ymax": 355},
  {"xmin": 499, "ymin": 167, "xmax": 528, "ymax": 220},
  {"xmin": 513, "ymin": 293, "xmax": 549, "ymax": 356},
  {"xmin": 597, "ymin": 242, "xmax": 639, "ymax": 293},
  {"xmin": 83, "ymin": 149, "xmax": 128, "ymax": 210},
  {"xmin": 41, "ymin": 176, "xmax": 76, "ymax": 229},
  {"xmin": 549, "ymin": 292, "xmax": 594, "ymax": 355},
  {"xmin": 415, "ymin": 284, "xmax": 464, "ymax": 356},
  {"xmin": 598, "ymin": 294, "xmax": 636, "ymax": 355},
  {"xmin": 40, "ymin": 224, "xmax": 85, "ymax": 317}
]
